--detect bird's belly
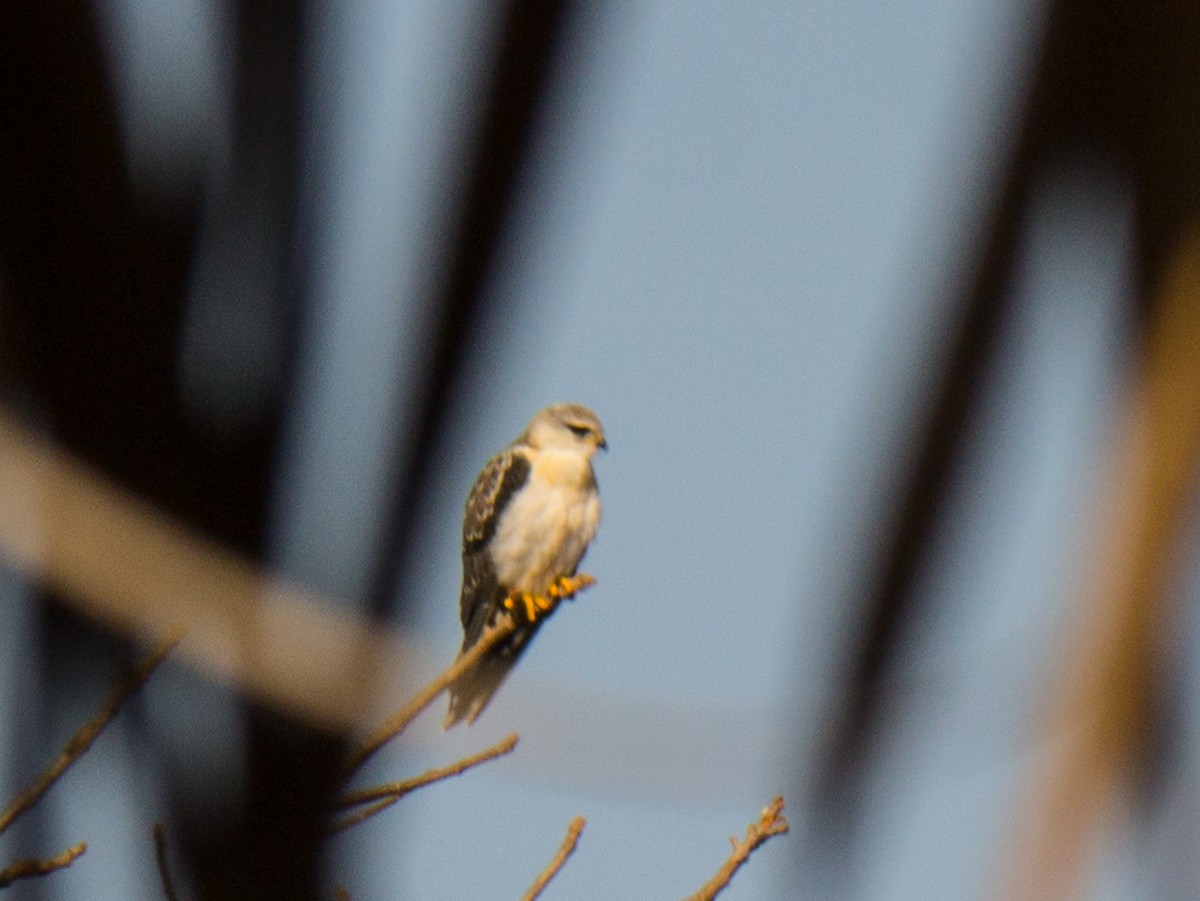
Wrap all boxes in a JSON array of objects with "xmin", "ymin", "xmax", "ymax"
[{"xmin": 490, "ymin": 479, "xmax": 599, "ymax": 594}]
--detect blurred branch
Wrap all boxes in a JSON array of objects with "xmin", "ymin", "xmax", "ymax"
[
  {"xmin": 0, "ymin": 633, "xmax": 179, "ymax": 836},
  {"xmin": 0, "ymin": 841, "xmax": 87, "ymax": 888},
  {"xmin": 519, "ymin": 816, "xmax": 585, "ymax": 901},
  {"xmin": 998, "ymin": 221, "xmax": 1200, "ymax": 897},
  {"xmin": 0, "ymin": 407, "xmax": 409, "ymax": 731},
  {"xmin": 332, "ymin": 733, "xmax": 519, "ymax": 833},
  {"xmin": 684, "ymin": 796, "xmax": 789, "ymax": 901},
  {"xmin": 153, "ymin": 822, "xmax": 179, "ymax": 901}
]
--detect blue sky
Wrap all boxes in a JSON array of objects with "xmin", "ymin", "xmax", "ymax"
[{"xmin": 6, "ymin": 0, "xmax": 1174, "ymax": 898}]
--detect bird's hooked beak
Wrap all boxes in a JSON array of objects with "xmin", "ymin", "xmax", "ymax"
[{"xmin": 597, "ymin": 435, "xmax": 608, "ymax": 451}]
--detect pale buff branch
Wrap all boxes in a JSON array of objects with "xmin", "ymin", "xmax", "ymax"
[
  {"xmin": 331, "ymin": 733, "xmax": 519, "ymax": 833},
  {"xmin": 520, "ymin": 816, "xmax": 586, "ymax": 901},
  {"xmin": 0, "ymin": 841, "xmax": 87, "ymax": 888},
  {"xmin": 0, "ymin": 409, "xmax": 396, "ymax": 734},
  {"xmin": 995, "ymin": 216, "xmax": 1200, "ymax": 899},
  {"xmin": 0, "ymin": 633, "xmax": 180, "ymax": 837},
  {"xmin": 684, "ymin": 796, "xmax": 789, "ymax": 901},
  {"xmin": 153, "ymin": 822, "xmax": 180, "ymax": 901}
]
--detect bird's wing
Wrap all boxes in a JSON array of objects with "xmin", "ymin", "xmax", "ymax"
[{"xmin": 459, "ymin": 448, "xmax": 531, "ymax": 640}]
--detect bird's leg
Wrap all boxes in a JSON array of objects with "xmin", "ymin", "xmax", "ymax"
[{"xmin": 547, "ymin": 573, "xmax": 596, "ymax": 601}]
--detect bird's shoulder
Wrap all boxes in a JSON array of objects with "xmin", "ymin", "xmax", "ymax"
[{"xmin": 462, "ymin": 445, "xmax": 532, "ymax": 552}]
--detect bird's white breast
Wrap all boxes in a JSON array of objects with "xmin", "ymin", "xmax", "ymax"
[{"xmin": 490, "ymin": 448, "xmax": 600, "ymax": 594}]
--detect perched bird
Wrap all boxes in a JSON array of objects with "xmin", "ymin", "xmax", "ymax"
[{"xmin": 444, "ymin": 403, "xmax": 606, "ymax": 727}]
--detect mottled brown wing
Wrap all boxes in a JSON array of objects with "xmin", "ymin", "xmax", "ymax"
[{"xmin": 458, "ymin": 449, "xmax": 531, "ymax": 640}]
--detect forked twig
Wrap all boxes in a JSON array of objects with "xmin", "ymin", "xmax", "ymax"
[
  {"xmin": 520, "ymin": 816, "xmax": 586, "ymax": 901},
  {"xmin": 684, "ymin": 796, "xmax": 789, "ymax": 901},
  {"xmin": 0, "ymin": 633, "xmax": 181, "ymax": 836},
  {"xmin": 331, "ymin": 733, "xmax": 519, "ymax": 833}
]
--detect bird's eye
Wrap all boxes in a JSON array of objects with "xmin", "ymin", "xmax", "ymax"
[{"xmin": 566, "ymin": 424, "xmax": 591, "ymax": 438}]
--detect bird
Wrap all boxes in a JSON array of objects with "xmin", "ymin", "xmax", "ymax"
[{"xmin": 444, "ymin": 403, "xmax": 606, "ymax": 728}]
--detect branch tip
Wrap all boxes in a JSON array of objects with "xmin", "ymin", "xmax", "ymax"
[
  {"xmin": 684, "ymin": 796, "xmax": 789, "ymax": 901},
  {"xmin": 0, "ymin": 841, "xmax": 87, "ymax": 888},
  {"xmin": 520, "ymin": 816, "xmax": 586, "ymax": 901}
]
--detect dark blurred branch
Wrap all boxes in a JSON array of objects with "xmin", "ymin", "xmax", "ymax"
[
  {"xmin": 520, "ymin": 816, "xmax": 585, "ymax": 901},
  {"xmin": 332, "ymin": 733, "xmax": 519, "ymax": 833},
  {"xmin": 0, "ymin": 842, "xmax": 87, "ymax": 888},
  {"xmin": 813, "ymin": 91, "xmax": 1027, "ymax": 820},
  {"xmin": 0, "ymin": 634, "xmax": 179, "ymax": 836},
  {"xmin": 153, "ymin": 823, "xmax": 180, "ymax": 901},
  {"xmin": 684, "ymin": 797, "xmax": 789, "ymax": 901},
  {"xmin": 814, "ymin": 0, "xmax": 1200, "ymax": 856},
  {"xmin": 0, "ymin": 0, "xmax": 312, "ymax": 895},
  {"xmin": 365, "ymin": 0, "xmax": 583, "ymax": 620}
]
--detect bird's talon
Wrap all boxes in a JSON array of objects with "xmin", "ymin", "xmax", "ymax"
[
  {"xmin": 520, "ymin": 593, "xmax": 536, "ymax": 621},
  {"xmin": 501, "ymin": 592, "xmax": 553, "ymax": 622},
  {"xmin": 550, "ymin": 573, "xmax": 595, "ymax": 601}
]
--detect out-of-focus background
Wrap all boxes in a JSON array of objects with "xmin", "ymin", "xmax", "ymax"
[{"xmin": 3, "ymin": 1, "xmax": 1200, "ymax": 898}]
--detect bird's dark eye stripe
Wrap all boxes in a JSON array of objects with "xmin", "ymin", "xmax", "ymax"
[{"xmin": 566, "ymin": 424, "xmax": 591, "ymax": 437}]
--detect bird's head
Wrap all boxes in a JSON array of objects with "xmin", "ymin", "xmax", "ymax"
[{"xmin": 524, "ymin": 403, "xmax": 607, "ymax": 457}]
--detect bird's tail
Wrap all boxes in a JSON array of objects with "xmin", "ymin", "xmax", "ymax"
[{"xmin": 443, "ymin": 656, "xmax": 513, "ymax": 729}]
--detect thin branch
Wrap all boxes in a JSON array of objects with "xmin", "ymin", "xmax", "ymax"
[
  {"xmin": 343, "ymin": 617, "xmax": 515, "ymax": 775},
  {"xmin": 0, "ymin": 633, "xmax": 181, "ymax": 836},
  {"xmin": 683, "ymin": 796, "xmax": 789, "ymax": 901},
  {"xmin": 0, "ymin": 841, "xmax": 87, "ymax": 888},
  {"xmin": 519, "ymin": 816, "xmax": 585, "ymax": 901},
  {"xmin": 340, "ymin": 732, "xmax": 518, "ymax": 808},
  {"xmin": 345, "ymin": 577, "xmax": 594, "ymax": 776},
  {"xmin": 331, "ymin": 733, "xmax": 519, "ymax": 833},
  {"xmin": 153, "ymin": 822, "xmax": 180, "ymax": 901}
]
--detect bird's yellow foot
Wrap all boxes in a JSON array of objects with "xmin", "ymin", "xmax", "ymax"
[
  {"xmin": 547, "ymin": 573, "xmax": 596, "ymax": 601},
  {"xmin": 503, "ymin": 591, "xmax": 555, "ymax": 623}
]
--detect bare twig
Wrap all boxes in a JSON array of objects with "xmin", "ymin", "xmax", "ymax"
[
  {"xmin": 153, "ymin": 822, "xmax": 180, "ymax": 901},
  {"xmin": 520, "ymin": 816, "xmax": 585, "ymax": 901},
  {"xmin": 0, "ymin": 841, "xmax": 87, "ymax": 888},
  {"xmin": 331, "ymin": 733, "xmax": 520, "ymax": 833},
  {"xmin": 684, "ymin": 796, "xmax": 789, "ymax": 901},
  {"xmin": 0, "ymin": 633, "xmax": 180, "ymax": 836}
]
